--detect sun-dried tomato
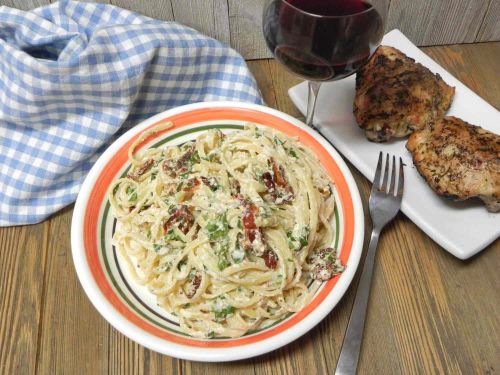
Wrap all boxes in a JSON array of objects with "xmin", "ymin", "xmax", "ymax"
[
  {"xmin": 163, "ymin": 205, "xmax": 194, "ymax": 234},
  {"xmin": 262, "ymin": 250, "xmax": 278, "ymax": 269},
  {"xmin": 185, "ymin": 272, "xmax": 201, "ymax": 298},
  {"xmin": 128, "ymin": 159, "xmax": 154, "ymax": 180}
]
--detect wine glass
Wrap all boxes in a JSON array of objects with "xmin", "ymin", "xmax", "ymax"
[{"xmin": 262, "ymin": 0, "xmax": 386, "ymax": 127}]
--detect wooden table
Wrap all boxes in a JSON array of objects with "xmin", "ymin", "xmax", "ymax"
[{"xmin": 1, "ymin": 42, "xmax": 499, "ymax": 375}]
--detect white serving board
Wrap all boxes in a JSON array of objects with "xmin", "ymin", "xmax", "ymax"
[{"xmin": 289, "ymin": 29, "xmax": 500, "ymax": 259}]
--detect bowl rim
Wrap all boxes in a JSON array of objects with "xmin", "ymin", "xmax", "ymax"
[{"xmin": 71, "ymin": 101, "xmax": 364, "ymax": 362}]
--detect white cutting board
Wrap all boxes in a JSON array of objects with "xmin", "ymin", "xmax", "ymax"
[{"xmin": 289, "ymin": 29, "xmax": 500, "ymax": 260}]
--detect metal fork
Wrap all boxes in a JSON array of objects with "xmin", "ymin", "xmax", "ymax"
[{"xmin": 335, "ymin": 152, "xmax": 404, "ymax": 375}]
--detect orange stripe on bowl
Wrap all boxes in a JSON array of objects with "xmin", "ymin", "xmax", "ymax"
[{"xmin": 83, "ymin": 106, "xmax": 355, "ymax": 348}]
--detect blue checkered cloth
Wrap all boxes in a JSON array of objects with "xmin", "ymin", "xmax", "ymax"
[{"xmin": 0, "ymin": 0, "xmax": 263, "ymax": 226}]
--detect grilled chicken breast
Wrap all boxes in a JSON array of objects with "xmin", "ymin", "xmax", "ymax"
[
  {"xmin": 407, "ymin": 117, "xmax": 500, "ymax": 212},
  {"xmin": 354, "ymin": 46, "xmax": 455, "ymax": 142}
]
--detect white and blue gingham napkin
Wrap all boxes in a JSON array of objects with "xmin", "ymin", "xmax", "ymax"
[{"xmin": 0, "ymin": 0, "xmax": 263, "ymax": 226}]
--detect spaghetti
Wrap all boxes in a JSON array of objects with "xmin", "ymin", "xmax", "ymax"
[{"xmin": 109, "ymin": 124, "xmax": 343, "ymax": 338}]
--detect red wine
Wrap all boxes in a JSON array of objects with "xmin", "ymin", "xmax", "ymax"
[{"xmin": 263, "ymin": 0, "xmax": 384, "ymax": 81}]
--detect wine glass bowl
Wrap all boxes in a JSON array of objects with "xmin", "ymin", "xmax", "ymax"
[{"xmin": 263, "ymin": 0, "xmax": 386, "ymax": 125}]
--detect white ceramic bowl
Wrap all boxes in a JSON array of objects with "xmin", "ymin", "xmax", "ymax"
[{"xmin": 71, "ymin": 102, "xmax": 364, "ymax": 361}]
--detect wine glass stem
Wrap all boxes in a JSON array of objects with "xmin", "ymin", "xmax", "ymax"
[{"xmin": 306, "ymin": 81, "xmax": 321, "ymax": 127}]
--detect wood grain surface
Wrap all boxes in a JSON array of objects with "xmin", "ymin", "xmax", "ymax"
[
  {"xmin": 386, "ymin": 0, "xmax": 491, "ymax": 46},
  {"xmin": 477, "ymin": 0, "xmax": 500, "ymax": 42},
  {"xmin": 0, "ymin": 43, "xmax": 499, "ymax": 375},
  {"xmin": 1, "ymin": 0, "xmax": 500, "ymax": 59}
]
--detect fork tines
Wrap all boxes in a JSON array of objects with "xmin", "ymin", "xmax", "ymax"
[{"xmin": 373, "ymin": 152, "xmax": 404, "ymax": 197}]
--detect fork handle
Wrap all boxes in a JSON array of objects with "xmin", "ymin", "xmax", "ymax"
[{"xmin": 334, "ymin": 229, "xmax": 380, "ymax": 375}]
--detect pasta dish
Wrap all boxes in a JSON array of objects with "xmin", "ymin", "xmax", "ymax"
[{"xmin": 109, "ymin": 123, "xmax": 343, "ymax": 338}]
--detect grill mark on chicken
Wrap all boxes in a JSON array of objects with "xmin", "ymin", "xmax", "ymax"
[
  {"xmin": 406, "ymin": 117, "xmax": 500, "ymax": 212},
  {"xmin": 354, "ymin": 46, "xmax": 455, "ymax": 142}
]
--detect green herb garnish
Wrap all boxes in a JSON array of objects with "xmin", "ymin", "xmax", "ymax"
[
  {"xmin": 273, "ymin": 135, "xmax": 285, "ymax": 146},
  {"xmin": 126, "ymin": 186, "xmax": 138, "ymax": 202},
  {"xmin": 150, "ymin": 170, "xmax": 158, "ymax": 181},
  {"xmin": 288, "ymin": 148, "xmax": 298, "ymax": 158},
  {"xmin": 187, "ymin": 150, "xmax": 200, "ymax": 165},
  {"xmin": 287, "ymin": 226, "xmax": 310, "ymax": 251},
  {"xmin": 206, "ymin": 212, "xmax": 229, "ymax": 240},
  {"xmin": 217, "ymin": 258, "xmax": 229, "ymax": 271},
  {"xmin": 166, "ymin": 228, "xmax": 183, "ymax": 242},
  {"xmin": 213, "ymin": 305, "xmax": 235, "ymax": 321}
]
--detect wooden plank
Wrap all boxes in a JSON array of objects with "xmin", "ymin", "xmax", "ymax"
[
  {"xmin": 36, "ymin": 208, "xmax": 109, "ymax": 375},
  {"xmin": 431, "ymin": 239, "xmax": 500, "ymax": 374},
  {"xmin": 0, "ymin": 0, "xmax": 50, "ymax": 10},
  {"xmin": 144, "ymin": 352, "xmax": 181, "ymax": 375},
  {"xmin": 110, "ymin": 0, "xmax": 174, "ymax": 21},
  {"xmin": 422, "ymin": 43, "xmax": 500, "ymax": 109},
  {"xmin": 183, "ymin": 361, "xmax": 255, "ymax": 375},
  {"xmin": 386, "ymin": 0, "xmax": 490, "ymax": 46},
  {"xmin": 0, "ymin": 222, "xmax": 49, "ymax": 375},
  {"xmin": 57, "ymin": 0, "xmax": 111, "ymax": 4},
  {"xmin": 414, "ymin": 45, "xmax": 500, "ymax": 373},
  {"xmin": 247, "ymin": 60, "xmax": 277, "ymax": 107},
  {"xmin": 477, "ymin": 0, "xmax": 500, "ymax": 42},
  {"xmin": 228, "ymin": 0, "xmax": 271, "ymax": 60},
  {"xmin": 108, "ymin": 328, "xmax": 181, "ymax": 375},
  {"xmin": 171, "ymin": 0, "xmax": 230, "ymax": 44},
  {"xmin": 108, "ymin": 328, "xmax": 145, "ymax": 375},
  {"xmin": 252, "ymin": 333, "xmax": 328, "ymax": 375},
  {"xmin": 369, "ymin": 218, "xmax": 465, "ymax": 373},
  {"xmin": 267, "ymin": 60, "xmax": 303, "ymax": 120}
]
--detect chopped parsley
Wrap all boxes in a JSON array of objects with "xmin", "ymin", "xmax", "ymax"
[
  {"xmin": 217, "ymin": 243, "xmax": 230, "ymax": 270},
  {"xmin": 206, "ymin": 212, "xmax": 229, "ymax": 240},
  {"xmin": 217, "ymin": 257, "xmax": 229, "ymax": 271},
  {"xmin": 287, "ymin": 226, "xmax": 310, "ymax": 251},
  {"xmin": 213, "ymin": 305, "xmax": 235, "ymax": 321},
  {"xmin": 126, "ymin": 186, "xmax": 137, "ymax": 202},
  {"xmin": 287, "ymin": 148, "xmax": 298, "ymax": 158},
  {"xmin": 149, "ymin": 170, "xmax": 158, "ymax": 181},
  {"xmin": 166, "ymin": 228, "xmax": 183, "ymax": 242},
  {"xmin": 187, "ymin": 150, "xmax": 200, "ymax": 165},
  {"xmin": 273, "ymin": 135, "xmax": 285, "ymax": 146}
]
